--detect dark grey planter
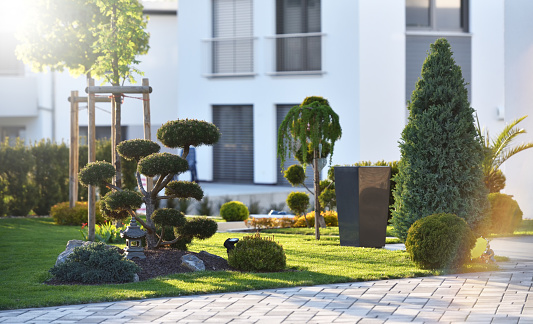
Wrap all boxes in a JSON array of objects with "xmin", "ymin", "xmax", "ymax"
[{"xmin": 334, "ymin": 166, "xmax": 391, "ymax": 248}]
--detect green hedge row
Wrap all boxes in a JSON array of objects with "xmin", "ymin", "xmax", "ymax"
[{"xmin": 0, "ymin": 138, "xmax": 136, "ymax": 217}]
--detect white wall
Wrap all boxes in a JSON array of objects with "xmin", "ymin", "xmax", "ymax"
[
  {"xmin": 358, "ymin": 0, "xmax": 405, "ymax": 163},
  {"xmin": 503, "ymin": 0, "xmax": 533, "ymax": 218}
]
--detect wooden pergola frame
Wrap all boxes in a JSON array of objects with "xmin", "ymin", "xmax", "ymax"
[{"xmin": 69, "ymin": 77, "xmax": 153, "ymax": 241}]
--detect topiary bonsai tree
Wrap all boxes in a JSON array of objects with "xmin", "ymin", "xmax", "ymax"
[
  {"xmin": 391, "ymin": 38, "xmax": 489, "ymax": 241},
  {"xmin": 78, "ymin": 119, "xmax": 221, "ymax": 250},
  {"xmin": 278, "ymin": 96, "xmax": 342, "ymax": 240}
]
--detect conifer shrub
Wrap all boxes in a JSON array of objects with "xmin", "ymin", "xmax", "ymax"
[
  {"xmin": 158, "ymin": 216, "xmax": 218, "ymax": 250},
  {"xmin": 405, "ymin": 213, "xmax": 476, "ymax": 270},
  {"xmin": 488, "ymin": 193, "xmax": 523, "ymax": 234},
  {"xmin": 284, "ymin": 165, "xmax": 306, "ymax": 186},
  {"xmin": 391, "ymin": 38, "xmax": 488, "ymax": 241},
  {"xmin": 228, "ymin": 233, "xmax": 286, "ymax": 272},
  {"xmin": 51, "ymin": 201, "xmax": 105, "ymax": 225},
  {"xmin": 49, "ymin": 242, "xmax": 139, "ymax": 284},
  {"xmin": 220, "ymin": 201, "xmax": 249, "ymax": 221}
]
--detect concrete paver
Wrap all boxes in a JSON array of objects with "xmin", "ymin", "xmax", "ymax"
[{"xmin": 1, "ymin": 236, "xmax": 533, "ymax": 323}]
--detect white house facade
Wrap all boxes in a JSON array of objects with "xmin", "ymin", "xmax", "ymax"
[{"xmin": 176, "ymin": 0, "xmax": 533, "ymax": 216}]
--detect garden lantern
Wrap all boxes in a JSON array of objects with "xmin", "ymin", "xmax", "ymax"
[{"xmin": 120, "ymin": 217, "xmax": 147, "ymax": 259}]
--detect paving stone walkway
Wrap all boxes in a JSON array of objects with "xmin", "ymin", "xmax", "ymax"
[{"xmin": 1, "ymin": 237, "xmax": 532, "ymax": 323}]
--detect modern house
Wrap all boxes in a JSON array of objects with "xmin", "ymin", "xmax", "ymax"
[
  {"xmin": 0, "ymin": 0, "xmax": 532, "ymax": 216},
  {"xmin": 176, "ymin": 0, "xmax": 533, "ymax": 215}
]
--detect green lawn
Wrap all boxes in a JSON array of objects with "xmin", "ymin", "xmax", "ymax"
[
  {"xmin": 262, "ymin": 226, "xmax": 402, "ymax": 243},
  {"xmin": 0, "ymin": 217, "xmax": 499, "ymax": 310}
]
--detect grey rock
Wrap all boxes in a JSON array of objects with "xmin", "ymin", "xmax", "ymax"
[
  {"xmin": 181, "ymin": 254, "xmax": 205, "ymax": 271},
  {"xmin": 55, "ymin": 240, "xmax": 92, "ymax": 266},
  {"xmin": 133, "ymin": 273, "xmax": 140, "ymax": 282}
]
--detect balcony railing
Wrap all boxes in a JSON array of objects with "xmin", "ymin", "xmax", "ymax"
[
  {"xmin": 202, "ymin": 36, "xmax": 257, "ymax": 77},
  {"xmin": 266, "ymin": 32, "xmax": 325, "ymax": 75}
]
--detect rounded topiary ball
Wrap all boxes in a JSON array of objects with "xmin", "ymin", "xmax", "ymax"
[
  {"xmin": 79, "ymin": 161, "xmax": 115, "ymax": 187},
  {"xmin": 152, "ymin": 208, "xmax": 186, "ymax": 228},
  {"xmin": 284, "ymin": 165, "xmax": 305, "ymax": 186},
  {"xmin": 405, "ymin": 213, "xmax": 476, "ymax": 270},
  {"xmin": 488, "ymin": 193, "xmax": 523, "ymax": 234},
  {"xmin": 117, "ymin": 139, "xmax": 160, "ymax": 161},
  {"xmin": 228, "ymin": 233, "xmax": 286, "ymax": 272},
  {"xmin": 157, "ymin": 119, "xmax": 221, "ymax": 148},
  {"xmin": 138, "ymin": 153, "xmax": 189, "ymax": 177},
  {"xmin": 220, "ymin": 201, "xmax": 249, "ymax": 221},
  {"xmin": 286, "ymin": 191, "xmax": 309, "ymax": 216}
]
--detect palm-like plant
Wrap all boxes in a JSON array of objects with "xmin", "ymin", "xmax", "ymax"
[{"xmin": 476, "ymin": 115, "xmax": 533, "ymax": 193}]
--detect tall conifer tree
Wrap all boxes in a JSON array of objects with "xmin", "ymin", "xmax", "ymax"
[{"xmin": 391, "ymin": 38, "xmax": 488, "ymax": 241}]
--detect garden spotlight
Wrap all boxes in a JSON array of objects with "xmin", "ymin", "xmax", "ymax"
[{"xmin": 224, "ymin": 238, "xmax": 239, "ymax": 254}]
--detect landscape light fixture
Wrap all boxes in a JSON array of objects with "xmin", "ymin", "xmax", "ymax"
[{"xmin": 223, "ymin": 238, "xmax": 239, "ymax": 254}]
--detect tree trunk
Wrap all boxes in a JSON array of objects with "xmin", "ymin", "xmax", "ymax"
[
  {"xmin": 143, "ymin": 195, "xmax": 157, "ymax": 249},
  {"xmin": 313, "ymin": 150, "xmax": 326, "ymax": 239}
]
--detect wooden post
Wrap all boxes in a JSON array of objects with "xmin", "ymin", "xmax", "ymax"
[
  {"xmin": 143, "ymin": 78, "xmax": 153, "ymax": 192},
  {"xmin": 87, "ymin": 78, "xmax": 96, "ymax": 242},
  {"xmin": 69, "ymin": 91, "xmax": 79, "ymax": 208}
]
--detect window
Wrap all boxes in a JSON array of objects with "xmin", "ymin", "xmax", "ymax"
[
  {"xmin": 1, "ymin": 126, "xmax": 25, "ymax": 146},
  {"xmin": 406, "ymin": 0, "xmax": 467, "ymax": 32},
  {"xmin": 210, "ymin": 0, "xmax": 254, "ymax": 76},
  {"xmin": 212, "ymin": 105, "xmax": 254, "ymax": 183},
  {"xmin": 276, "ymin": 0, "xmax": 321, "ymax": 72}
]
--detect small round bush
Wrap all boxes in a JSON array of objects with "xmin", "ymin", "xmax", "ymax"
[
  {"xmin": 165, "ymin": 181, "xmax": 204, "ymax": 201},
  {"xmin": 101, "ymin": 190, "xmax": 143, "ymax": 211},
  {"xmin": 284, "ymin": 165, "xmax": 305, "ymax": 186},
  {"xmin": 405, "ymin": 213, "xmax": 476, "ymax": 270},
  {"xmin": 51, "ymin": 201, "xmax": 105, "ymax": 225},
  {"xmin": 138, "ymin": 153, "xmax": 188, "ymax": 177},
  {"xmin": 152, "ymin": 208, "xmax": 186, "ymax": 227},
  {"xmin": 488, "ymin": 193, "xmax": 523, "ymax": 234},
  {"xmin": 78, "ymin": 161, "xmax": 115, "ymax": 187},
  {"xmin": 157, "ymin": 119, "xmax": 221, "ymax": 148},
  {"xmin": 49, "ymin": 242, "xmax": 139, "ymax": 284},
  {"xmin": 286, "ymin": 191, "xmax": 309, "ymax": 216},
  {"xmin": 178, "ymin": 216, "xmax": 218, "ymax": 239},
  {"xmin": 220, "ymin": 201, "xmax": 249, "ymax": 221},
  {"xmin": 117, "ymin": 139, "xmax": 160, "ymax": 161},
  {"xmin": 228, "ymin": 233, "xmax": 286, "ymax": 272}
]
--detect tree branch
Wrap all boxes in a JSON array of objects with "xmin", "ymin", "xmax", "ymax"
[
  {"xmin": 136, "ymin": 171, "xmax": 148, "ymax": 196},
  {"xmin": 104, "ymin": 182, "xmax": 122, "ymax": 192}
]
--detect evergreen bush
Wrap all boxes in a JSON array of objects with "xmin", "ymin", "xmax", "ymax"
[
  {"xmin": 391, "ymin": 38, "xmax": 489, "ymax": 241},
  {"xmin": 49, "ymin": 242, "xmax": 139, "ymax": 284},
  {"xmin": 228, "ymin": 233, "xmax": 286, "ymax": 272},
  {"xmin": 50, "ymin": 201, "xmax": 105, "ymax": 225},
  {"xmin": 220, "ymin": 201, "xmax": 249, "ymax": 221},
  {"xmin": 488, "ymin": 193, "xmax": 523, "ymax": 234},
  {"xmin": 405, "ymin": 213, "xmax": 476, "ymax": 270}
]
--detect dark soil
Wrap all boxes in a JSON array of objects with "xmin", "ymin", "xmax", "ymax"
[{"xmin": 133, "ymin": 249, "xmax": 234, "ymax": 281}]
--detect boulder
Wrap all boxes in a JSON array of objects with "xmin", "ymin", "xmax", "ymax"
[
  {"xmin": 55, "ymin": 240, "xmax": 92, "ymax": 266},
  {"xmin": 181, "ymin": 254, "xmax": 205, "ymax": 271}
]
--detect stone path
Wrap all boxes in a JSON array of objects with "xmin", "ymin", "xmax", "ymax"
[{"xmin": 1, "ymin": 237, "xmax": 532, "ymax": 323}]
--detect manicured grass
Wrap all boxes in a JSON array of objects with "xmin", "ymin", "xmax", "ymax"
[
  {"xmin": 261, "ymin": 226, "xmax": 401, "ymax": 243},
  {"xmin": 0, "ymin": 217, "xmax": 495, "ymax": 310}
]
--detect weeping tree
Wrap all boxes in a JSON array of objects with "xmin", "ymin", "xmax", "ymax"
[
  {"xmin": 277, "ymin": 96, "xmax": 342, "ymax": 240},
  {"xmin": 476, "ymin": 115, "xmax": 533, "ymax": 193},
  {"xmin": 78, "ymin": 119, "xmax": 221, "ymax": 249},
  {"xmin": 391, "ymin": 38, "xmax": 489, "ymax": 241}
]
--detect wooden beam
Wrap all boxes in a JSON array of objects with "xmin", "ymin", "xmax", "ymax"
[
  {"xmin": 86, "ymin": 85, "xmax": 152, "ymax": 94},
  {"xmin": 69, "ymin": 91, "xmax": 79, "ymax": 209},
  {"xmin": 68, "ymin": 96, "xmax": 112, "ymax": 103},
  {"xmin": 143, "ymin": 78, "xmax": 153, "ymax": 192},
  {"xmin": 87, "ymin": 78, "xmax": 96, "ymax": 242}
]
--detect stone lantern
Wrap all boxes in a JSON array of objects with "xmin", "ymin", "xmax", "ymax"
[{"xmin": 120, "ymin": 217, "xmax": 147, "ymax": 259}]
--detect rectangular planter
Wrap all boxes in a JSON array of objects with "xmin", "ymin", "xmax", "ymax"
[{"xmin": 334, "ymin": 166, "xmax": 391, "ymax": 248}]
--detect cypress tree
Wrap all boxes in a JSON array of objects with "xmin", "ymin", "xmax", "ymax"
[{"xmin": 391, "ymin": 38, "xmax": 489, "ymax": 241}]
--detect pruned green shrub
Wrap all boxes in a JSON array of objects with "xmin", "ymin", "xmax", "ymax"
[
  {"xmin": 220, "ymin": 201, "xmax": 249, "ymax": 221},
  {"xmin": 488, "ymin": 193, "xmax": 523, "ymax": 234},
  {"xmin": 157, "ymin": 119, "xmax": 221, "ymax": 148},
  {"xmin": 152, "ymin": 208, "xmax": 186, "ymax": 228},
  {"xmin": 405, "ymin": 213, "xmax": 476, "ymax": 270},
  {"xmin": 50, "ymin": 201, "xmax": 105, "ymax": 225},
  {"xmin": 117, "ymin": 139, "xmax": 160, "ymax": 161},
  {"xmin": 286, "ymin": 192, "xmax": 309, "ymax": 217},
  {"xmin": 99, "ymin": 201, "xmax": 130, "ymax": 221},
  {"xmin": 49, "ymin": 242, "xmax": 139, "ymax": 284},
  {"xmin": 138, "ymin": 153, "xmax": 188, "ymax": 177},
  {"xmin": 228, "ymin": 233, "xmax": 286, "ymax": 272},
  {"xmin": 165, "ymin": 181, "xmax": 204, "ymax": 200},
  {"xmin": 78, "ymin": 161, "xmax": 115, "ymax": 187},
  {"xmin": 159, "ymin": 216, "xmax": 217, "ymax": 250},
  {"xmin": 101, "ymin": 190, "xmax": 143, "ymax": 211},
  {"xmin": 284, "ymin": 165, "xmax": 305, "ymax": 186}
]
